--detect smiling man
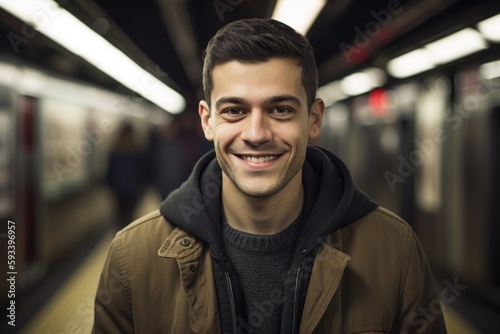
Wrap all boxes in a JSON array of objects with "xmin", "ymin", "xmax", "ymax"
[{"xmin": 93, "ymin": 19, "xmax": 446, "ymax": 334}]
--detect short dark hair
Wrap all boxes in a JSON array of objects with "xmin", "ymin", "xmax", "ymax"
[{"xmin": 202, "ymin": 18, "xmax": 318, "ymax": 109}]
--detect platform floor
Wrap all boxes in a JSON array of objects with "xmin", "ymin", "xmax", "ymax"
[{"xmin": 18, "ymin": 188, "xmax": 483, "ymax": 333}]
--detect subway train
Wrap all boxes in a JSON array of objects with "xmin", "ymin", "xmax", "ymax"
[
  {"xmin": 1, "ymin": 1, "xmax": 500, "ymax": 332},
  {"xmin": 0, "ymin": 56, "xmax": 168, "ymax": 327},
  {"xmin": 317, "ymin": 52, "xmax": 500, "ymax": 330}
]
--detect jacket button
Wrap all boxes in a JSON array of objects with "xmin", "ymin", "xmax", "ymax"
[
  {"xmin": 180, "ymin": 239, "xmax": 191, "ymax": 246},
  {"xmin": 190, "ymin": 264, "xmax": 196, "ymax": 272}
]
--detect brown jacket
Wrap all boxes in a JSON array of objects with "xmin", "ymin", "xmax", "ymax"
[{"xmin": 93, "ymin": 207, "xmax": 447, "ymax": 333}]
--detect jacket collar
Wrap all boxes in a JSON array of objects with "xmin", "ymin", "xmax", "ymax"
[{"xmin": 158, "ymin": 227, "xmax": 203, "ymax": 259}]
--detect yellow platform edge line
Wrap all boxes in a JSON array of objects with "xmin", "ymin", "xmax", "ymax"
[{"xmin": 19, "ymin": 233, "xmax": 113, "ymax": 334}]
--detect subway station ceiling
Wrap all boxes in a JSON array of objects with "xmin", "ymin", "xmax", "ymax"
[{"xmin": 0, "ymin": 0, "xmax": 498, "ymax": 104}]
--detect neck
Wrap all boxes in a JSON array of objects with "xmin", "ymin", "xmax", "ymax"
[{"xmin": 222, "ymin": 172, "xmax": 304, "ymax": 235}]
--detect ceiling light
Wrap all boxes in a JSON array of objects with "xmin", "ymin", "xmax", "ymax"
[
  {"xmin": 424, "ymin": 28, "xmax": 487, "ymax": 65},
  {"xmin": 387, "ymin": 27, "xmax": 489, "ymax": 79},
  {"xmin": 387, "ymin": 49, "xmax": 435, "ymax": 78},
  {"xmin": 477, "ymin": 13, "xmax": 500, "ymax": 42},
  {"xmin": 479, "ymin": 59, "xmax": 500, "ymax": 80},
  {"xmin": 340, "ymin": 67, "xmax": 386, "ymax": 96},
  {"xmin": 0, "ymin": 0, "xmax": 186, "ymax": 114},
  {"xmin": 271, "ymin": 0, "xmax": 326, "ymax": 35}
]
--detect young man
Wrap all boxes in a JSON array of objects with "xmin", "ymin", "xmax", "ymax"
[{"xmin": 93, "ymin": 18, "xmax": 447, "ymax": 333}]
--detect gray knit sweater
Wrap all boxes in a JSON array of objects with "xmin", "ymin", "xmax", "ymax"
[{"xmin": 223, "ymin": 218, "xmax": 300, "ymax": 333}]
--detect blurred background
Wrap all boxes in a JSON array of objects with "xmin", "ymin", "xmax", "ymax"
[{"xmin": 0, "ymin": 0, "xmax": 499, "ymax": 332}]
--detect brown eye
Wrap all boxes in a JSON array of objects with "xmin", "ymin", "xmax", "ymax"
[
  {"xmin": 273, "ymin": 106, "xmax": 288, "ymax": 114},
  {"xmin": 270, "ymin": 106, "xmax": 293, "ymax": 118},
  {"xmin": 223, "ymin": 108, "xmax": 243, "ymax": 116}
]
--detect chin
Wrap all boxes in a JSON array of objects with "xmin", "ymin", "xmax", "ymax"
[{"xmin": 238, "ymin": 182, "xmax": 283, "ymax": 198}]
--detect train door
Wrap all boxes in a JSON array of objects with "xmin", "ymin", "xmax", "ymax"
[
  {"xmin": 17, "ymin": 95, "xmax": 44, "ymax": 287},
  {"xmin": 478, "ymin": 61, "xmax": 500, "ymax": 308},
  {"xmin": 451, "ymin": 63, "xmax": 500, "ymax": 310},
  {"xmin": 350, "ymin": 88, "xmax": 416, "ymax": 222},
  {"xmin": 412, "ymin": 75, "xmax": 450, "ymax": 269},
  {"xmin": 489, "ymin": 104, "xmax": 500, "ymax": 307}
]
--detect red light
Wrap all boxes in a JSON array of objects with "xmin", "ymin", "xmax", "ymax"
[{"xmin": 368, "ymin": 89, "xmax": 388, "ymax": 117}]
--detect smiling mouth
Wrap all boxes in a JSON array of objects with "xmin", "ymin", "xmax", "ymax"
[{"xmin": 239, "ymin": 155, "xmax": 280, "ymax": 163}]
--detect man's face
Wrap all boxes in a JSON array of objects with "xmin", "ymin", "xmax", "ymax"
[{"xmin": 199, "ymin": 58, "xmax": 324, "ymax": 198}]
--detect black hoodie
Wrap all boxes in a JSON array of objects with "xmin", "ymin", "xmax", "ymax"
[{"xmin": 160, "ymin": 145, "xmax": 377, "ymax": 334}]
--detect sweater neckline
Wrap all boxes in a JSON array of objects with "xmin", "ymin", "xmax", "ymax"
[{"xmin": 222, "ymin": 216, "xmax": 300, "ymax": 254}]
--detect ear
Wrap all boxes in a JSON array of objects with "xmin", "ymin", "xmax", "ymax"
[
  {"xmin": 308, "ymin": 98, "xmax": 325, "ymax": 139},
  {"xmin": 199, "ymin": 100, "xmax": 214, "ymax": 141}
]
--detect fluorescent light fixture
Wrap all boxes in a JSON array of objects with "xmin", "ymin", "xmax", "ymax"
[
  {"xmin": 424, "ymin": 28, "xmax": 487, "ymax": 65},
  {"xmin": 477, "ymin": 13, "xmax": 500, "ymax": 42},
  {"xmin": 387, "ymin": 28, "xmax": 488, "ymax": 79},
  {"xmin": 479, "ymin": 59, "xmax": 500, "ymax": 80},
  {"xmin": 0, "ymin": 0, "xmax": 37, "ymax": 23},
  {"xmin": 340, "ymin": 67, "xmax": 386, "ymax": 96},
  {"xmin": 387, "ymin": 49, "xmax": 435, "ymax": 78},
  {"xmin": 271, "ymin": 0, "xmax": 326, "ymax": 35},
  {"xmin": 0, "ymin": 0, "xmax": 186, "ymax": 114}
]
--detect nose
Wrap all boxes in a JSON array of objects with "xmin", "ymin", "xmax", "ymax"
[{"xmin": 240, "ymin": 111, "xmax": 272, "ymax": 146}]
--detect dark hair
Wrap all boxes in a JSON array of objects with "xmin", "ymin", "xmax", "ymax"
[{"xmin": 202, "ymin": 18, "xmax": 318, "ymax": 108}]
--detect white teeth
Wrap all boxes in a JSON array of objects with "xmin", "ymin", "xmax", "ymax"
[{"xmin": 241, "ymin": 155, "xmax": 278, "ymax": 163}]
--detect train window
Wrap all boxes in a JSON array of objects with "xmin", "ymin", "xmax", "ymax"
[{"xmin": 40, "ymin": 98, "xmax": 90, "ymax": 199}]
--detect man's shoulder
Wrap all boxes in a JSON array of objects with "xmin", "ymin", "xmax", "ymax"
[
  {"xmin": 335, "ymin": 207, "xmax": 422, "ymax": 279},
  {"xmin": 348, "ymin": 206, "xmax": 411, "ymax": 235},
  {"xmin": 338, "ymin": 206, "xmax": 415, "ymax": 251},
  {"xmin": 114, "ymin": 209, "xmax": 177, "ymax": 244}
]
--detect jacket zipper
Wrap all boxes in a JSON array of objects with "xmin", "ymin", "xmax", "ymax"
[
  {"xmin": 292, "ymin": 267, "xmax": 302, "ymax": 334},
  {"xmin": 225, "ymin": 272, "xmax": 238, "ymax": 333}
]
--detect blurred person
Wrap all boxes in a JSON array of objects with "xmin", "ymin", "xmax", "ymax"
[
  {"xmin": 149, "ymin": 111, "xmax": 212, "ymax": 199},
  {"xmin": 106, "ymin": 122, "xmax": 147, "ymax": 229},
  {"xmin": 94, "ymin": 19, "xmax": 446, "ymax": 333},
  {"xmin": 148, "ymin": 119, "xmax": 189, "ymax": 199}
]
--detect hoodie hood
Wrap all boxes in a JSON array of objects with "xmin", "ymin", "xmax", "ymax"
[
  {"xmin": 159, "ymin": 145, "xmax": 377, "ymax": 334},
  {"xmin": 295, "ymin": 145, "xmax": 377, "ymax": 256},
  {"xmin": 160, "ymin": 145, "xmax": 377, "ymax": 252},
  {"xmin": 160, "ymin": 149, "xmax": 225, "ymax": 253}
]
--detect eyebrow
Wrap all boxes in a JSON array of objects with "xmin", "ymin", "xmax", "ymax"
[
  {"xmin": 215, "ymin": 96, "xmax": 245, "ymax": 110},
  {"xmin": 264, "ymin": 94, "xmax": 302, "ymax": 107},
  {"xmin": 215, "ymin": 94, "xmax": 302, "ymax": 110}
]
